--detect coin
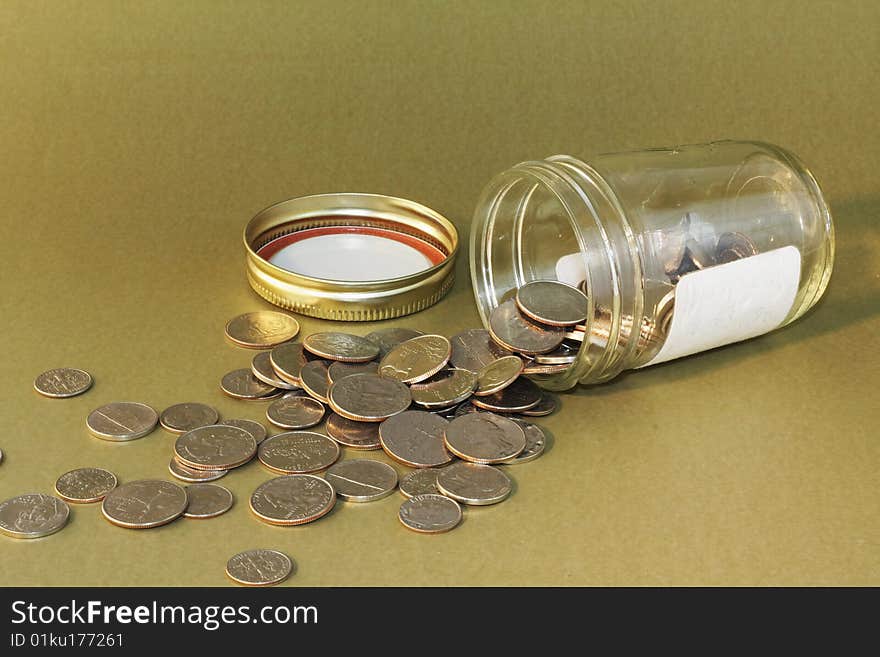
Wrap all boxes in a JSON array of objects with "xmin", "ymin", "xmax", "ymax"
[
  {"xmin": 470, "ymin": 377, "xmax": 542, "ymax": 413},
  {"xmin": 325, "ymin": 459, "xmax": 398, "ymax": 502},
  {"xmin": 183, "ymin": 484, "xmax": 234, "ymax": 519},
  {"xmin": 174, "ymin": 425, "xmax": 257, "ymax": 471},
  {"xmin": 436, "ymin": 462, "xmax": 511, "ymax": 506},
  {"xmin": 54, "ymin": 467, "xmax": 118, "ymax": 503},
  {"xmin": 475, "ymin": 355, "xmax": 523, "ymax": 396},
  {"xmin": 488, "ymin": 299, "xmax": 564, "ymax": 354},
  {"xmin": 249, "ymin": 474, "xmax": 336, "ymax": 526},
  {"xmin": 399, "ymin": 468, "xmax": 443, "ymax": 498},
  {"xmin": 303, "ymin": 332, "xmax": 379, "ymax": 362},
  {"xmin": 299, "ymin": 360, "xmax": 330, "ymax": 403},
  {"xmin": 410, "ymin": 368, "xmax": 477, "ymax": 409},
  {"xmin": 101, "ymin": 480, "xmax": 188, "ymax": 529},
  {"xmin": 399, "ymin": 494, "xmax": 462, "ymax": 533},
  {"xmin": 252, "ymin": 351, "xmax": 299, "ymax": 390},
  {"xmin": 33, "ymin": 368, "xmax": 93, "ymax": 398},
  {"xmin": 449, "ymin": 328, "xmax": 513, "ymax": 371},
  {"xmin": 325, "ymin": 413, "xmax": 381, "ymax": 450},
  {"xmin": 519, "ymin": 392, "xmax": 559, "ymax": 417},
  {"xmin": 364, "ymin": 327, "xmax": 424, "ymax": 357},
  {"xmin": 266, "ymin": 395, "xmax": 325, "ymax": 429},
  {"xmin": 378, "ymin": 334, "xmax": 451, "ymax": 384},
  {"xmin": 168, "ymin": 457, "xmax": 228, "ymax": 483},
  {"xmin": 219, "ymin": 418, "xmax": 268, "ymax": 444},
  {"xmin": 226, "ymin": 549, "xmax": 293, "ymax": 586},
  {"xmin": 505, "ymin": 420, "xmax": 547, "ymax": 464},
  {"xmin": 515, "ymin": 280, "xmax": 588, "ymax": 327},
  {"xmin": 443, "ymin": 412, "xmax": 526, "ymax": 464},
  {"xmin": 220, "ymin": 369, "xmax": 280, "ymax": 400},
  {"xmin": 521, "ymin": 361, "xmax": 570, "ymax": 376},
  {"xmin": 683, "ymin": 238, "xmax": 715, "ymax": 270},
  {"xmin": 328, "ymin": 373, "xmax": 411, "ymax": 422},
  {"xmin": 716, "ymin": 231, "xmax": 759, "ymax": 263},
  {"xmin": 225, "ymin": 311, "xmax": 300, "ymax": 349},
  {"xmin": 86, "ymin": 402, "xmax": 158, "ymax": 442},
  {"xmin": 0, "ymin": 494, "xmax": 70, "ymax": 538},
  {"xmin": 258, "ymin": 431, "xmax": 340, "ymax": 474},
  {"xmin": 379, "ymin": 410, "xmax": 454, "ymax": 468},
  {"xmin": 533, "ymin": 344, "xmax": 578, "ymax": 365},
  {"xmin": 269, "ymin": 342, "xmax": 309, "ymax": 385},
  {"xmin": 159, "ymin": 402, "xmax": 219, "ymax": 434},
  {"xmin": 326, "ymin": 360, "xmax": 380, "ymax": 384}
]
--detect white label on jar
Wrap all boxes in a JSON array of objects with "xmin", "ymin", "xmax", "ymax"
[{"xmin": 643, "ymin": 246, "xmax": 801, "ymax": 366}]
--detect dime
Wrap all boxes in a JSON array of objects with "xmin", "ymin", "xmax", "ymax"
[
  {"xmin": 33, "ymin": 368, "xmax": 92, "ymax": 398},
  {"xmin": 443, "ymin": 412, "xmax": 526, "ymax": 464},
  {"xmin": 86, "ymin": 402, "xmax": 158, "ymax": 442},
  {"xmin": 519, "ymin": 392, "xmax": 559, "ymax": 417},
  {"xmin": 0, "ymin": 493, "xmax": 69, "ymax": 538},
  {"xmin": 324, "ymin": 459, "xmax": 398, "ymax": 502},
  {"xmin": 716, "ymin": 231, "xmax": 759, "ymax": 263},
  {"xmin": 159, "ymin": 402, "xmax": 219, "ymax": 434},
  {"xmin": 249, "ymin": 474, "xmax": 336, "ymax": 526},
  {"xmin": 219, "ymin": 418, "xmax": 268, "ymax": 444},
  {"xmin": 475, "ymin": 355, "xmax": 523, "ymax": 396},
  {"xmin": 398, "ymin": 468, "xmax": 442, "ymax": 498},
  {"xmin": 325, "ymin": 413, "xmax": 381, "ymax": 450},
  {"xmin": 183, "ymin": 484, "xmax": 234, "ymax": 519},
  {"xmin": 269, "ymin": 342, "xmax": 309, "ymax": 385},
  {"xmin": 399, "ymin": 494, "xmax": 462, "ymax": 534},
  {"xmin": 379, "ymin": 411, "xmax": 454, "ymax": 468},
  {"xmin": 410, "ymin": 368, "xmax": 477, "ymax": 409},
  {"xmin": 54, "ymin": 467, "xmax": 118, "ymax": 503},
  {"xmin": 488, "ymin": 299, "xmax": 564, "ymax": 354},
  {"xmin": 378, "ymin": 334, "xmax": 451, "ymax": 384},
  {"xmin": 449, "ymin": 328, "xmax": 513, "ymax": 371},
  {"xmin": 224, "ymin": 311, "xmax": 300, "ymax": 349},
  {"xmin": 436, "ymin": 462, "xmax": 512, "ymax": 506},
  {"xmin": 220, "ymin": 369, "xmax": 280, "ymax": 400},
  {"xmin": 252, "ymin": 351, "xmax": 299, "ymax": 390},
  {"xmin": 266, "ymin": 395, "xmax": 325, "ymax": 429},
  {"xmin": 326, "ymin": 360, "xmax": 380, "ymax": 384},
  {"xmin": 303, "ymin": 332, "xmax": 379, "ymax": 362},
  {"xmin": 328, "ymin": 373, "xmax": 411, "ymax": 422},
  {"xmin": 299, "ymin": 360, "xmax": 331, "ymax": 403},
  {"xmin": 226, "ymin": 549, "xmax": 293, "ymax": 586},
  {"xmin": 364, "ymin": 327, "xmax": 424, "ymax": 358},
  {"xmin": 168, "ymin": 458, "xmax": 227, "ymax": 483},
  {"xmin": 174, "ymin": 425, "xmax": 257, "ymax": 471},
  {"xmin": 101, "ymin": 480, "xmax": 188, "ymax": 529},
  {"xmin": 258, "ymin": 431, "xmax": 340, "ymax": 474},
  {"xmin": 516, "ymin": 280, "xmax": 588, "ymax": 327},
  {"xmin": 470, "ymin": 377, "xmax": 542, "ymax": 413}
]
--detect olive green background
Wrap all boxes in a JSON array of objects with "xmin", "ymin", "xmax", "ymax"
[{"xmin": 1, "ymin": 1, "xmax": 877, "ymax": 586}]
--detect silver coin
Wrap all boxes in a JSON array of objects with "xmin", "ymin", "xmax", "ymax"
[
  {"xmin": 101, "ymin": 480, "xmax": 188, "ymax": 529},
  {"xmin": 220, "ymin": 369, "xmax": 280, "ymax": 400},
  {"xmin": 378, "ymin": 334, "xmax": 451, "ymax": 384},
  {"xmin": 410, "ymin": 368, "xmax": 477, "ymax": 409},
  {"xmin": 364, "ymin": 327, "xmax": 425, "ymax": 358},
  {"xmin": 266, "ymin": 395, "xmax": 325, "ymax": 429},
  {"xmin": 220, "ymin": 418, "xmax": 268, "ymax": 444},
  {"xmin": 443, "ymin": 412, "xmax": 526, "ymax": 464},
  {"xmin": 453, "ymin": 401, "xmax": 490, "ymax": 417},
  {"xmin": 449, "ymin": 328, "xmax": 513, "ymax": 371},
  {"xmin": 174, "ymin": 425, "xmax": 257, "ymax": 471},
  {"xmin": 86, "ymin": 402, "xmax": 158, "ymax": 442},
  {"xmin": 252, "ymin": 351, "xmax": 299, "ymax": 390},
  {"xmin": 505, "ymin": 420, "xmax": 547, "ymax": 464},
  {"xmin": 159, "ymin": 402, "xmax": 219, "ymax": 434},
  {"xmin": 470, "ymin": 377, "xmax": 542, "ymax": 413},
  {"xmin": 533, "ymin": 344, "xmax": 579, "ymax": 365},
  {"xmin": 54, "ymin": 467, "xmax": 118, "ymax": 503},
  {"xmin": 325, "ymin": 413, "xmax": 382, "ymax": 450},
  {"xmin": 324, "ymin": 459, "xmax": 398, "ymax": 502},
  {"xmin": 34, "ymin": 368, "xmax": 93, "ymax": 398},
  {"xmin": 303, "ymin": 332, "xmax": 379, "ymax": 362},
  {"xmin": 398, "ymin": 468, "xmax": 443, "ymax": 498},
  {"xmin": 183, "ymin": 484, "xmax": 234, "ymax": 519},
  {"xmin": 269, "ymin": 341, "xmax": 309, "ymax": 385},
  {"xmin": 0, "ymin": 493, "xmax": 70, "ymax": 539},
  {"xmin": 299, "ymin": 360, "xmax": 331, "ymax": 403},
  {"xmin": 488, "ymin": 299, "xmax": 564, "ymax": 354},
  {"xmin": 226, "ymin": 549, "xmax": 293, "ymax": 586},
  {"xmin": 515, "ymin": 280, "xmax": 588, "ymax": 326},
  {"xmin": 328, "ymin": 373, "xmax": 411, "ymax": 422},
  {"xmin": 379, "ymin": 410, "xmax": 454, "ymax": 468},
  {"xmin": 326, "ymin": 360, "xmax": 380, "ymax": 384},
  {"xmin": 716, "ymin": 231, "xmax": 759, "ymax": 263},
  {"xmin": 168, "ymin": 458, "xmax": 228, "ymax": 483},
  {"xmin": 258, "ymin": 431, "xmax": 340, "ymax": 474},
  {"xmin": 475, "ymin": 355, "xmax": 523, "ymax": 396},
  {"xmin": 399, "ymin": 494, "xmax": 462, "ymax": 533},
  {"xmin": 519, "ymin": 393, "xmax": 559, "ymax": 417},
  {"xmin": 436, "ymin": 462, "xmax": 512, "ymax": 506},
  {"xmin": 224, "ymin": 311, "xmax": 300, "ymax": 349},
  {"xmin": 249, "ymin": 474, "xmax": 336, "ymax": 526}
]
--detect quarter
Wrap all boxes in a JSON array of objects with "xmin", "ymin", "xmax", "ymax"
[
  {"xmin": 303, "ymin": 332, "xmax": 379, "ymax": 362},
  {"xmin": 183, "ymin": 484, "xmax": 234, "ymax": 519},
  {"xmin": 449, "ymin": 328, "xmax": 513, "ymax": 371},
  {"xmin": 101, "ymin": 480, "xmax": 188, "ymax": 529},
  {"xmin": 519, "ymin": 392, "xmax": 559, "ymax": 417},
  {"xmin": 226, "ymin": 549, "xmax": 293, "ymax": 586},
  {"xmin": 328, "ymin": 373, "xmax": 411, "ymax": 422},
  {"xmin": 325, "ymin": 413, "xmax": 381, "ymax": 450},
  {"xmin": 252, "ymin": 351, "xmax": 299, "ymax": 390},
  {"xmin": 86, "ymin": 402, "xmax": 158, "ymax": 442},
  {"xmin": 378, "ymin": 334, "xmax": 451, "ymax": 384},
  {"xmin": 436, "ymin": 462, "xmax": 512, "ymax": 506},
  {"xmin": 299, "ymin": 360, "xmax": 331, "ymax": 403},
  {"xmin": 258, "ymin": 431, "xmax": 340, "ymax": 474},
  {"xmin": 410, "ymin": 368, "xmax": 477, "ymax": 409},
  {"xmin": 266, "ymin": 395, "xmax": 325, "ymax": 429},
  {"xmin": 488, "ymin": 299, "xmax": 564, "ymax": 354},
  {"xmin": 220, "ymin": 369, "xmax": 280, "ymax": 400},
  {"xmin": 54, "ymin": 467, "xmax": 118, "ymax": 503},
  {"xmin": 379, "ymin": 410, "xmax": 454, "ymax": 468},
  {"xmin": 159, "ymin": 402, "xmax": 219, "ymax": 434},
  {"xmin": 174, "ymin": 425, "xmax": 257, "ymax": 471},
  {"xmin": 515, "ymin": 280, "xmax": 588, "ymax": 326},
  {"xmin": 0, "ymin": 493, "xmax": 70, "ymax": 538},
  {"xmin": 469, "ymin": 377, "xmax": 542, "ymax": 413},
  {"xmin": 475, "ymin": 355, "xmax": 523, "ymax": 396},
  {"xmin": 398, "ymin": 468, "xmax": 443, "ymax": 498},
  {"xmin": 219, "ymin": 418, "xmax": 268, "ymax": 444},
  {"xmin": 398, "ymin": 494, "xmax": 462, "ymax": 533},
  {"xmin": 443, "ymin": 412, "xmax": 526, "ymax": 464},
  {"xmin": 168, "ymin": 458, "xmax": 228, "ymax": 483},
  {"xmin": 269, "ymin": 342, "xmax": 309, "ymax": 385},
  {"xmin": 249, "ymin": 474, "xmax": 336, "ymax": 526},
  {"xmin": 324, "ymin": 459, "xmax": 398, "ymax": 502},
  {"xmin": 364, "ymin": 327, "xmax": 424, "ymax": 357},
  {"xmin": 224, "ymin": 311, "xmax": 300, "ymax": 349},
  {"xmin": 34, "ymin": 368, "xmax": 93, "ymax": 398},
  {"xmin": 326, "ymin": 360, "xmax": 379, "ymax": 384}
]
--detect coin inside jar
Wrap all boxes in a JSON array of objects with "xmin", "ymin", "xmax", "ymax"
[
  {"xmin": 224, "ymin": 311, "xmax": 300, "ymax": 349},
  {"xmin": 183, "ymin": 483, "xmax": 234, "ymax": 519},
  {"xmin": 220, "ymin": 369, "xmax": 280, "ymax": 400},
  {"xmin": 325, "ymin": 413, "xmax": 381, "ymax": 450},
  {"xmin": 515, "ymin": 280, "xmax": 588, "ymax": 327},
  {"xmin": 449, "ymin": 328, "xmax": 514, "ymax": 371},
  {"xmin": 379, "ymin": 410, "xmax": 454, "ymax": 468},
  {"xmin": 716, "ymin": 231, "xmax": 759, "ymax": 263},
  {"xmin": 378, "ymin": 334, "xmax": 451, "ymax": 384},
  {"xmin": 443, "ymin": 412, "xmax": 526, "ymax": 464},
  {"xmin": 101, "ymin": 480, "xmax": 188, "ymax": 529},
  {"xmin": 54, "ymin": 467, "xmax": 118, "ymax": 503},
  {"xmin": 266, "ymin": 395, "xmax": 325, "ymax": 429},
  {"xmin": 252, "ymin": 351, "xmax": 299, "ymax": 390},
  {"xmin": 226, "ymin": 549, "xmax": 293, "ymax": 586},
  {"xmin": 410, "ymin": 368, "xmax": 477, "ymax": 409},
  {"xmin": 174, "ymin": 425, "xmax": 257, "ymax": 471},
  {"xmin": 299, "ymin": 360, "xmax": 331, "ymax": 403},
  {"xmin": 399, "ymin": 494, "xmax": 462, "ymax": 534},
  {"xmin": 34, "ymin": 367, "xmax": 93, "ymax": 398},
  {"xmin": 470, "ymin": 377, "xmax": 542, "ymax": 413},
  {"xmin": 86, "ymin": 401, "xmax": 159, "ymax": 442},
  {"xmin": 488, "ymin": 299, "xmax": 564, "ymax": 354},
  {"xmin": 436, "ymin": 461, "xmax": 512, "ymax": 506},
  {"xmin": 269, "ymin": 341, "xmax": 309, "ymax": 385},
  {"xmin": 159, "ymin": 402, "xmax": 219, "ymax": 434},
  {"xmin": 0, "ymin": 493, "xmax": 70, "ymax": 538},
  {"xmin": 364, "ymin": 327, "xmax": 424, "ymax": 358},
  {"xmin": 475, "ymin": 355, "xmax": 523, "ymax": 396},
  {"xmin": 326, "ymin": 360, "xmax": 380, "ymax": 384},
  {"xmin": 219, "ymin": 418, "xmax": 268, "ymax": 444},
  {"xmin": 324, "ymin": 459, "xmax": 398, "ymax": 502},
  {"xmin": 168, "ymin": 458, "xmax": 228, "ymax": 483},
  {"xmin": 258, "ymin": 431, "xmax": 340, "ymax": 474},
  {"xmin": 328, "ymin": 373, "xmax": 411, "ymax": 422},
  {"xmin": 249, "ymin": 474, "xmax": 336, "ymax": 526},
  {"xmin": 303, "ymin": 332, "xmax": 379, "ymax": 362},
  {"xmin": 398, "ymin": 468, "xmax": 443, "ymax": 498}
]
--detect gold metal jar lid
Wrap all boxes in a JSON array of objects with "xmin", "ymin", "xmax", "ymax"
[{"xmin": 244, "ymin": 193, "xmax": 458, "ymax": 321}]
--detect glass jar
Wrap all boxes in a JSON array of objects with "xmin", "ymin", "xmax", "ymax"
[{"xmin": 470, "ymin": 140, "xmax": 835, "ymax": 390}]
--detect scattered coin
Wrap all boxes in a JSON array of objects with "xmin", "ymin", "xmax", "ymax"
[
  {"xmin": 470, "ymin": 377, "xmax": 542, "ymax": 413},
  {"xmin": 436, "ymin": 462, "xmax": 512, "ymax": 506},
  {"xmin": 716, "ymin": 231, "xmax": 759, "ymax": 263},
  {"xmin": 159, "ymin": 402, "xmax": 219, "ymax": 434},
  {"xmin": 168, "ymin": 458, "xmax": 228, "ymax": 483},
  {"xmin": 33, "ymin": 368, "xmax": 93, "ymax": 398},
  {"xmin": 258, "ymin": 431, "xmax": 340, "ymax": 474},
  {"xmin": 225, "ymin": 311, "xmax": 300, "ymax": 349},
  {"xmin": 515, "ymin": 280, "xmax": 588, "ymax": 326},
  {"xmin": 86, "ymin": 402, "xmax": 159, "ymax": 442},
  {"xmin": 0, "ymin": 493, "xmax": 70, "ymax": 539},
  {"xmin": 269, "ymin": 342, "xmax": 309, "ymax": 385},
  {"xmin": 220, "ymin": 369, "xmax": 281, "ymax": 400},
  {"xmin": 453, "ymin": 401, "xmax": 489, "ymax": 417},
  {"xmin": 443, "ymin": 412, "xmax": 526, "ymax": 464},
  {"xmin": 399, "ymin": 468, "xmax": 442, "ymax": 498},
  {"xmin": 303, "ymin": 332, "xmax": 379, "ymax": 362},
  {"xmin": 364, "ymin": 327, "xmax": 424, "ymax": 357},
  {"xmin": 326, "ymin": 360, "xmax": 380, "ymax": 384},
  {"xmin": 449, "ymin": 328, "xmax": 513, "ymax": 371},
  {"xmin": 505, "ymin": 420, "xmax": 547, "ymax": 464},
  {"xmin": 379, "ymin": 410, "xmax": 454, "ymax": 468},
  {"xmin": 54, "ymin": 467, "xmax": 118, "ymax": 503},
  {"xmin": 325, "ymin": 413, "xmax": 381, "ymax": 450},
  {"xmin": 325, "ymin": 459, "xmax": 399, "ymax": 502},
  {"xmin": 299, "ymin": 360, "xmax": 331, "ymax": 403},
  {"xmin": 266, "ymin": 395, "xmax": 325, "ymax": 429},
  {"xmin": 475, "ymin": 355, "xmax": 523, "ymax": 396},
  {"xmin": 249, "ymin": 474, "xmax": 336, "ymax": 526},
  {"xmin": 488, "ymin": 299, "xmax": 564, "ymax": 354},
  {"xmin": 519, "ymin": 393, "xmax": 559, "ymax": 417},
  {"xmin": 219, "ymin": 418, "xmax": 268, "ymax": 444},
  {"xmin": 328, "ymin": 373, "xmax": 411, "ymax": 422},
  {"xmin": 174, "ymin": 425, "xmax": 257, "ymax": 471},
  {"xmin": 252, "ymin": 351, "xmax": 299, "ymax": 390},
  {"xmin": 226, "ymin": 549, "xmax": 293, "ymax": 587},
  {"xmin": 378, "ymin": 334, "xmax": 451, "ymax": 384},
  {"xmin": 183, "ymin": 484, "xmax": 234, "ymax": 519},
  {"xmin": 101, "ymin": 480, "xmax": 188, "ymax": 529},
  {"xmin": 399, "ymin": 494, "xmax": 462, "ymax": 533},
  {"xmin": 410, "ymin": 368, "xmax": 477, "ymax": 409}
]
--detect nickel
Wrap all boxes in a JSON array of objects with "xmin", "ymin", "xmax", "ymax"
[
  {"xmin": 86, "ymin": 402, "xmax": 158, "ymax": 442},
  {"xmin": 325, "ymin": 459, "xmax": 399, "ymax": 502}
]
